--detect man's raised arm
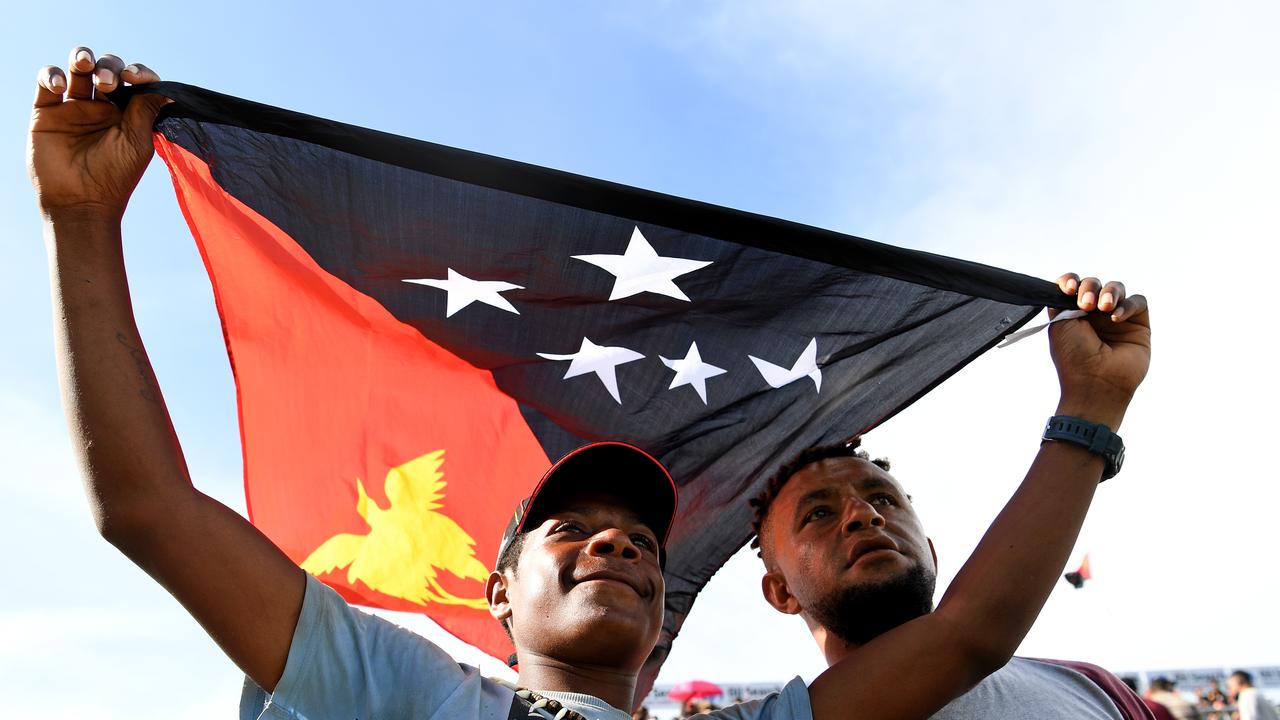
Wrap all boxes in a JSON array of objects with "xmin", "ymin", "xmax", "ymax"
[
  {"xmin": 806, "ymin": 275, "xmax": 1151, "ymax": 720},
  {"xmin": 30, "ymin": 46, "xmax": 303, "ymax": 692}
]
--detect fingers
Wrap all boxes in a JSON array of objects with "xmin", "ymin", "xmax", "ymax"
[
  {"xmin": 34, "ymin": 65, "xmax": 67, "ymax": 108},
  {"xmin": 1097, "ymin": 281, "xmax": 1126, "ymax": 313},
  {"xmin": 1056, "ymin": 272, "xmax": 1080, "ymax": 295},
  {"xmin": 123, "ymin": 93, "xmax": 175, "ymax": 143},
  {"xmin": 66, "ymin": 46, "xmax": 95, "ymax": 100},
  {"xmin": 1111, "ymin": 293, "xmax": 1148, "ymax": 325},
  {"xmin": 118, "ymin": 58, "xmax": 171, "ymax": 139},
  {"xmin": 1057, "ymin": 272, "xmax": 1139, "ymax": 321},
  {"xmin": 1071, "ymin": 276, "xmax": 1124, "ymax": 314},
  {"xmin": 1075, "ymin": 276, "xmax": 1102, "ymax": 311},
  {"xmin": 121, "ymin": 62, "xmax": 161, "ymax": 85},
  {"xmin": 92, "ymin": 54, "xmax": 126, "ymax": 98},
  {"xmin": 56, "ymin": 48, "xmax": 157, "ymax": 104}
]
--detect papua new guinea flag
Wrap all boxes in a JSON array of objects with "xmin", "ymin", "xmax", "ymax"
[{"xmin": 116, "ymin": 82, "xmax": 1074, "ymax": 695}]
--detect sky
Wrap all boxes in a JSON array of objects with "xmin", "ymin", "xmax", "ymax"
[{"xmin": 3, "ymin": 2, "xmax": 1278, "ymax": 717}]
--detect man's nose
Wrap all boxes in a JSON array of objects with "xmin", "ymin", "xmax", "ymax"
[
  {"xmin": 585, "ymin": 527, "xmax": 642, "ymax": 560},
  {"xmin": 842, "ymin": 498, "xmax": 885, "ymax": 534}
]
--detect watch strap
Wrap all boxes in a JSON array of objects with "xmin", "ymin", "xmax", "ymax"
[{"xmin": 1042, "ymin": 415, "xmax": 1124, "ymax": 481}]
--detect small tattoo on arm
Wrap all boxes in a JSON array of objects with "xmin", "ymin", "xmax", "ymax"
[{"xmin": 116, "ymin": 331, "xmax": 158, "ymax": 402}]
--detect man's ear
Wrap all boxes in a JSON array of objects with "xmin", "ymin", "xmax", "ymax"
[
  {"xmin": 486, "ymin": 571, "xmax": 511, "ymax": 625},
  {"xmin": 927, "ymin": 537, "xmax": 938, "ymax": 569},
  {"xmin": 761, "ymin": 570, "xmax": 802, "ymax": 615}
]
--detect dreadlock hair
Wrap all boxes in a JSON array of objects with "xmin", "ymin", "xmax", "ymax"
[{"xmin": 748, "ymin": 436, "xmax": 891, "ymax": 558}]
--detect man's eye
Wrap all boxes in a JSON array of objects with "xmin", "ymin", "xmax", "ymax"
[
  {"xmin": 801, "ymin": 507, "xmax": 833, "ymax": 525},
  {"xmin": 554, "ymin": 521, "xmax": 587, "ymax": 535},
  {"xmin": 631, "ymin": 534, "xmax": 656, "ymax": 551},
  {"xmin": 869, "ymin": 494, "xmax": 898, "ymax": 508}
]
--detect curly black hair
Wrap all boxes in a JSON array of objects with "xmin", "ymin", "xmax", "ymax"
[{"xmin": 748, "ymin": 437, "xmax": 891, "ymax": 557}]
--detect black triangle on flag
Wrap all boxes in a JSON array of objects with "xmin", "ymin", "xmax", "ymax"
[{"xmin": 114, "ymin": 81, "xmax": 1074, "ymax": 696}]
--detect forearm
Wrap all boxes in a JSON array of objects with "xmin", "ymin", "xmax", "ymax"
[
  {"xmin": 808, "ymin": 398, "xmax": 1124, "ymax": 720},
  {"xmin": 810, "ymin": 280, "xmax": 1148, "ymax": 720},
  {"xmin": 934, "ymin": 395, "xmax": 1128, "ymax": 667},
  {"xmin": 46, "ymin": 214, "xmax": 194, "ymax": 541},
  {"xmin": 33, "ymin": 57, "xmax": 306, "ymax": 691},
  {"xmin": 46, "ymin": 213, "xmax": 306, "ymax": 689}
]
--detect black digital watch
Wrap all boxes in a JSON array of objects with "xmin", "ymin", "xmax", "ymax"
[{"xmin": 1042, "ymin": 415, "xmax": 1125, "ymax": 481}]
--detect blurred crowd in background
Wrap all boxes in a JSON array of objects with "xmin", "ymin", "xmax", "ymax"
[
  {"xmin": 1120, "ymin": 670, "xmax": 1279, "ymax": 720},
  {"xmin": 632, "ymin": 669, "xmax": 1280, "ymax": 720}
]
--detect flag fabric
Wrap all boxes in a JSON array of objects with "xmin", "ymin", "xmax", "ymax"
[
  {"xmin": 1065, "ymin": 553, "xmax": 1093, "ymax": 589},
  {"xmin": 118, "ymin": 81, "xmax": 1074, "ymax": 693}
]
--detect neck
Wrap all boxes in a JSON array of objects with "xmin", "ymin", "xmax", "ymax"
[
  {"xmin": 515, "ymin": 651, "xmax": 638, "ymax": 711},
  {"xmin": 808, "ymin": 619, "xmax": 863, "ymax": 666}
]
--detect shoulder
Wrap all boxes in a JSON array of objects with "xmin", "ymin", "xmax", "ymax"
[
  {"xmin": 1023, "ymin": 657, "xmax": 1129, "ymax": 690},
  {"xmin": 702, "ymin": 678, "xmax": 813, "ymax": 720},
  {"xmin": 931, "ymin": 658, "xmax": 1134, "ymax": 720},
  {"xmin": 293, "ymin": 572, "xmax": 447, "ymax": 666},
  {"xmin": 241, "ymin": 575, "xmax": 515, "ymax": 720},
  {"xmin": 1016, "ymin": 658, "xmax": 1148, "ymax": 720},
  {"xmin": 976, "ymin": 655, "xmax": 1108, "ymax": 686}
]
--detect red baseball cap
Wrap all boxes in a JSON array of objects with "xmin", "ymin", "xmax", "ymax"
[{"xmin": 496, "ymin": 441, "xmax": 677, "ymax": 567}]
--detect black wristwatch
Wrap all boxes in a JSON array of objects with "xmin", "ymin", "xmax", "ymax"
[{"xmin": 1042, "ymin": 415, "xmax": 1125, "ymax": 481}]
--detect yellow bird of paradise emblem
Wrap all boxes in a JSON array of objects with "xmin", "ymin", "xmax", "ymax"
[{"xmin": 301, "ymin": 450, "xmax": 490, "ymax": 609}]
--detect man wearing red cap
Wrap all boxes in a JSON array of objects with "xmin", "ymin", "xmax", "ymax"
[{"xmin": 31, "ymin": 46, "xmax": 1150, "ymax": 720}]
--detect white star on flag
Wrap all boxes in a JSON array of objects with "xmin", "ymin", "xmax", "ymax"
[
  {"xmin": 572, "ymin": 226, "xmax": 713, "ymax": 301},
  {"xmin": 403, "ymin": 268, "xmax": 523, "ymax": 317},
  {"xmin": 749, "ymin": 338, "xmax": 822, "ymax": 393},
  {"xmin": 537, "ymin": 337, "xmax": 646, "ymax": 404},
  {"xmin": 660, "ymin": 342, "xmax": 727, "ymax": 404}
]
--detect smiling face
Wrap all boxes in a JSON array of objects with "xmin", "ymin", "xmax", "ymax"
[
  {"xmin": 487, "ymin": 491, "xmax": 665, "ymax": 669},
  {"xmin": 759, "ymin": 456, "xmax": 937, "ymax": 645}
]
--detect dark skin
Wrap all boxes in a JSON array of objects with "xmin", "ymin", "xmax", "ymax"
[
  {"xmin": 486, "ymin": 494, "xmax": 665, "ymax": 709},
  {"xmin": 32, "ymin": 44, "xmax": 1150, "ymax": 718},
  {"xmin": 31, "ymin": 47, "xmax": 305, "ymax": 691},
  {"xmin": 32, "ymin": 46, "xmax": 672, "ymax": 706},
  {"xmin": 760, "ymin": 457, "xmax": 937, "ymax": 662},
  {"xmin": 756, "ymin": 276, "xmax": 1150, "ymax": 718}
]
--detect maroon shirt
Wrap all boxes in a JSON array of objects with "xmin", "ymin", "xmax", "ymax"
[{"xmin": 1034, "ymin": 659, "xmax": 1158, "ymax": 720}]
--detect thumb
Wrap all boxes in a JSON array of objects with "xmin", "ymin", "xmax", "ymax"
[{"xmin": 123, "ymin": 93, "xmax": 174, "ymax": 146}]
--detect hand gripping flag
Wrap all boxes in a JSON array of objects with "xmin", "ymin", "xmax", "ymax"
[{"xmin": 117, "ymin": 82, "xmax": 1074, "ymax": 696}]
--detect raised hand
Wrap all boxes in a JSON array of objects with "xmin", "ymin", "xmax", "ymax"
[
  {"xmin": 1049, "ymin": 273, "xmax": 1152, "ymax": 428},
  {"xmin": 35, "ymin": 46, "xmax": 306, "ymax": 691},
  {"xmin": 28, "ymin": 47, "xmax": 169, "ymax": 224}
]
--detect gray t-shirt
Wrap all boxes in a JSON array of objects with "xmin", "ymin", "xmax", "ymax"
[
  {"xmin": 240, "ymin": 575, "xmax": 811, "ymax": 720},
  {"xmin": 932, "ymin": 657, "xmax": 1124, "ymax": 720}
]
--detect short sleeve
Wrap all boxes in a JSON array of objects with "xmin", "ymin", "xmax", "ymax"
[
  {"xmin": 1238, "ymin": 692, "xmax": 1258, "ymax": 720},
  {"xmin": 703, "ymin": 677, "xmax": 812, "ymax": 720},
  {"xmin": 240, "ymin": 574, "xmax": 514, "ymax": 720}
]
